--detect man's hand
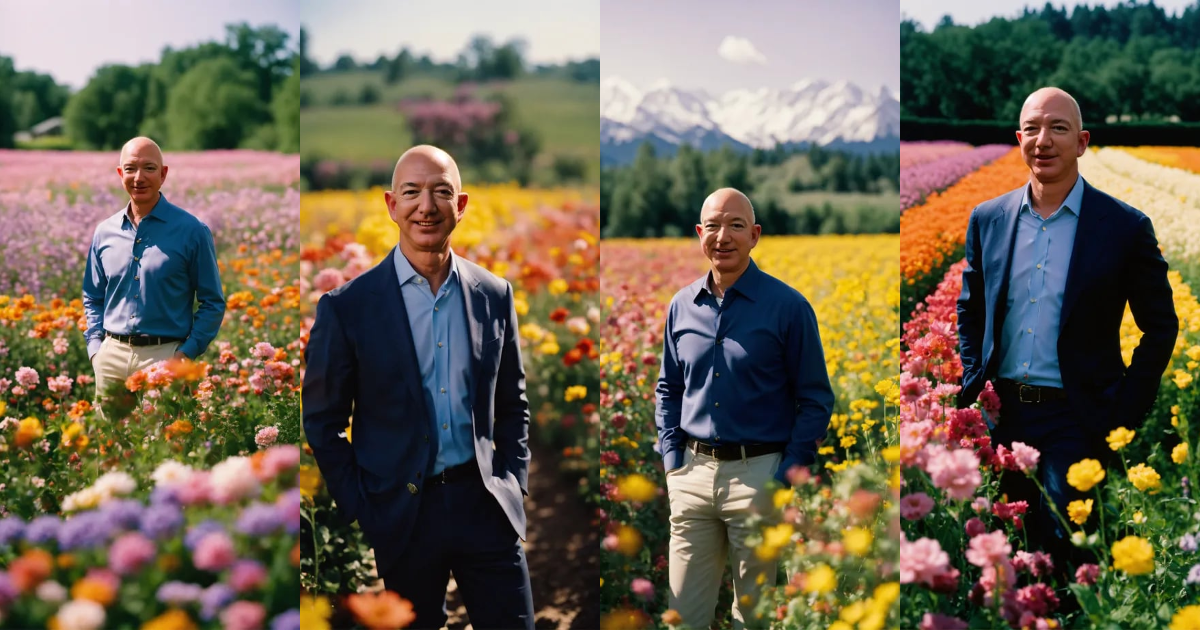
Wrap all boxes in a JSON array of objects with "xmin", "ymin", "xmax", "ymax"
[{"xmin": 173, "ymin": 351, "xmax": 188, "ymax": 361}]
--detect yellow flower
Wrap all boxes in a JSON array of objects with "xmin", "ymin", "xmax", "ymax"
[
  {"xmin": 803, "ymin": 564, "xmax": 836, "ymax": 594},
  {"xmin": 1133, "ymin": 511, "xmax": 1146, "ymax": 524},
  {"xmin": 1066, "ymin": 459, "xmax": 1105, "ymax": 492},
  {"xmin": 299, "ymin": 594, "xmax": 333, "ymax": 630},
  {"xmin": 0, "ymin": 401, "xmax": 6, "ymax": 416},
  {"xmin": 345, "ymin": 422, "xmax": 352, "ymax": 444},
  {"xmin": 840, "ymin": 436, "xmax": 857, "ymax": 448},
  {"xmin": 548, "ymin": 279, "xmax": 569, "ymax": 295},
  {"xmin": 15, "ymin": 417, "xmax": 44, "ymax": 449},
  {"xmin": 616, "ymin": 474, "xmax": 656, "ymax": 503},
  {"xmin": 614, "ymin": 525, "xmax": 643, "ymax": 556},
  {"xmin": 564, "ymin": 385, "xmax": 587, "ymax": 402},
  {"xmin": 842, "ymin": 528, "xmax": 873, "ymax": 556},
  {"xmin": 1111, "ymin": 536, "xmax": 1154, "ymax": 575},
  {"xmin": 1106, "ymin": 427, "xmax": 1136, "ymax": 451},
  {"xmin": 140, "ymin": 610, "xmax": 198, "ymax": 630},
  {"xmin": 514, "ymin": 297, "xmax": 529, "ymax": 317},
  {"xmin": 773, "ymin": 488, "xmax": 795, "ymax": 510},
  {"xmin": 1187, "ymin": 345, "xmax": 1200, "ymax": 361},
  {"xmin": 1175, "ymin": 370, "xmax": 1194, "ymax": 389},
  {"xmin": 538, "ymin": 340, "xmax": 561, "ymax": 355},
  {"xmin": 1128, "ymin": 463, "xmax": 1162, "ymax": 493},
  {"xmin": 519, "ymin": 323, "xmax": 545, "ymax": 343},
  {"xmin": 1171, "ymin": 605, "xmax": 1200, "ymax": 630},
  {"xmin": 755, "ymin": 523, "xmax": 795, "ymax": 561},
  {"xmin": 881, "ymin": 446, "xmax": 901, "ymax": 463},
  {"xmin": 1067, "ymin": 499, "xmax": 1093, "ymax": 525},
  {"xmin": 873, "ymin": 582, "xmax": 900, "ymax": 605},
  {"xmin": 1175, "ymin": 442, "xmax": 1190, "ymax": 464},
  {"xmin": 829, "ymin": 622, "xmax": 854, "ymax": 630},
  {"xmin": 298, "ymin": 465, "xmax": 322, "ymax": 499}
]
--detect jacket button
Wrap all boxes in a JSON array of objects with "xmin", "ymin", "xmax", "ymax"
[{"xmin": 407, "ymin": 483, "xmax": 418, "ymax": 494}]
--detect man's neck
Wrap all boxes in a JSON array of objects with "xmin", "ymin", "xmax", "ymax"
[
  {"xmin": 128, "ymin": 194, "xmax": 161, "ymax": 226},
  {"xmin": 710, "ymin": 265, "xmax": 747, "ymax": 299},
  {"xmin": 402, "ymin": 245, "xmax": 453, "ymax": 295},
  {"xmin": 1028, "ymin": 172, "xmax": 1077, "ymax": 219}
]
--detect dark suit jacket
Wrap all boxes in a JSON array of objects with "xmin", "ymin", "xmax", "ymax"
[
  {"xmin": 303, "ymin": 248, "xmax": 530, "ymax": 576},
  {"xmin": 956, "ymin": 179, "xmax": 1179, "ymax": 434}
]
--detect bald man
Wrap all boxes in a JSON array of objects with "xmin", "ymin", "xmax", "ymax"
[
  {"xmin": 957, "ymin": 87, "xmax": 1178, "ymax": 577},
  {"xmin": 655, "ymin": 188, "xmax": 834, "ymax": 629},
  {"xmin": 83, "ymin": 137, "xmax": 225, "ymax": 414},
  {"xmin": 303, "ymin": 145, "xmax": 534, "ymax": 629}
]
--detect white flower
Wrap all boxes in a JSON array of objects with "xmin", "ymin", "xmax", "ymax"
[
  {"xmin": 36, "ymin": 580, "xmax": 67, "ymax": 602},
  {"xmin": 92, "ymin": 471, "xmax": 137, "ymax": 498},
  {"xmin": 209, "ymin": 456, "xmax": 260, "ymax": 504},
  {"xmin": 56, "ymin": 599, "xmax": 106, "ymax": 630},
  {"xmin": 151, "ymin": 460, "xmax": 194, "ymax": 489}
]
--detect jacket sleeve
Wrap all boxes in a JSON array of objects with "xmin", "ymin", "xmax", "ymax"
[
  {"xmin": 493, "ymin": 281, "xmax": 531, "ymax": 496},
  {"xmin": 957, "ymin": 207, "xmax": 987, "ymax": 408}
]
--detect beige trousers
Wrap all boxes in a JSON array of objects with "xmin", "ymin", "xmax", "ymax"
[
  {"xmin": 91, "ymin": 336, "xmax": 180, "ymax": 417},
  {"xmin": 666, "ymin": 448, "xmax": 782, "ymax": 630}
]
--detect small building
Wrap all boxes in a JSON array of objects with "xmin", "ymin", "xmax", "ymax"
[{"xmin": 29, "ymin": 116, "xmax": 64, "ymax": 138}]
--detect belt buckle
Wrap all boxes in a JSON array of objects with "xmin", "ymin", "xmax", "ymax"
[{"xmin": 1017, "ymin": 384, "xmax": 1040, "ymax": 404}]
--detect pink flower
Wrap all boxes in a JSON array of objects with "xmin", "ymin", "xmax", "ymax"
[
  {"xmin": 313, "ymin": 268, "xmax": 346, "ymax": 294},
  {"xmin": 602, "ymin": 534, "xmax": 619, "ymax": 551},
  {"xmin": 15, "ymin": 367, "xmax": 39, "ymax": 389},
  {"xmin": 926, "ymin": 447, "xmax": 982, "ymax": 501},
  {"xmin": 978, "ymin": 381, "xmax": 1002, "ymax": 416},
  {"xmin": 108, "ymin": 532, "xmax": 156, "ymax": 576},
  {"xmin": 978, "ymin": 556, "xmax": 1016, "ymax": 600},
  {"xmin": 251, "ymin": 342, "xmax": 276, "ymax": 361},
  {"xmin": 964, "ymin": 517, "xmax": 987, "ymax": 538},
  {"xmin": 229, "ymin": 560, "xmax": 269, "ymax": 592},
  {"xmin": 920, "ymin": 613, "xmax": 969, "ymax": 630},
  {"xmin": 900, "ymin": 536, "xmax": 954, "ymax": 587},
  {"xmin": 1075, "ymin": 563, "xmax": 1100, "ymax": 586},
  {"xmin": 965, "ymin": 530, "xmax": 1012, "ymax": 568},
  {"xmin": 193, "ymin": 532, "xmax": 236, "ymax": 571},
  {"xmin": 1010, "ymin": 442, "xmax": 1040, "ymax": 473},
  {"xmin": 1012, "ymin": 550, "xmax": 1054, "ymax": 577},
  {"xmin": 630, "ymin": 578, "xmax": 655, "ymax": 601},
  {"xmin": 972, "ymin": 497, "xmax": 990, "ymax": 513},
  {"xmin": 220, "ymin": 601, "xmax": 267, "ymax": 630},
  {"xmin": 254, "ymin": 426, "xmax": 278, "ymax": 448},
  {"xmin": 53, "ymin": 338, "xmax": 69, "ymax": 355},
  {"xmin": 175, "ymin": 471, "xmax": 213, "ymax": 506},
  {"xmin": 1014, "ymin": 583, "xmax": 1059, "ymax": 617},
  {"xmin": 258, "ymin": 445, "xmax": 301, "ymax": 480},
  {"xmin": 47, "ymin": 375, "xmax": 73, "ymax": 395},
  {"xmin": 900, "ymin": 493, "xmax": 935, "ymax": 520}
]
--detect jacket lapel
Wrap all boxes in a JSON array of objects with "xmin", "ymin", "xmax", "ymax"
[
  {"xmin": 375, "ymin": 249, "xmax": 432, "ymax": 429},
  {"xmin": 457, "ymin": 261, "xmax": 486, "ymax": 413},
  {"xmin": 987, "ymin": 187, "xmax": 1024, "ymax": 352},
  {"xmin": 1060, "ymin": 181, "xmax": 1106, "ymax": 330}
]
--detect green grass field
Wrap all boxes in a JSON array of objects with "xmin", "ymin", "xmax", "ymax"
[{"xmin": 300, "ymin": 71, "xmax": 599, "ymax": 183}]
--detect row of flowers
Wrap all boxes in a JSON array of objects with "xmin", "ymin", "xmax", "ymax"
[
  {"xmin": 900, "ymin": 141, "xmax": 976, "ymax": 170},
  {"xmin": 594, "ymin": 236, "xmax": 901, "ymax": 629},
  {"xmin": 1118, "ymin": 146, "xmax": 1200, "ymax": 177},
  {"xmin": 900, "ymin": 144, "xmax": 1012, "ymax": 211}
]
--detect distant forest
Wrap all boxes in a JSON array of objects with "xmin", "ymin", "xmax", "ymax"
[{"xmin": 902, "ymin": 1, "xmax": 1200, "ymax": 122}]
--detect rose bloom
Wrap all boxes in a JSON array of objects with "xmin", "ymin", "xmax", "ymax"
[
  {"xmin": 255, "ymin": 426, "xmax": 279, "ymax": 448},
  {"xmin": 900, "ymin": 536, "xmax": 954, "ymax": 587},
  {"xmin": 920, "ymin": 613, "xmax": 968, "ymax": 630},
  {"xmin": 631, "ymin": 577, "xmax": 655, "ymax": 601},
  {"xmin": 1009, "ymin": 441, "xmax": 1040, "ymax": 473},
  {"xmin": 965, "ymin": 530, "xmax": 1012, "ymax": 568},
  {"xmin": 108, "ymin": 532, "xmax": 156, "ymax": 576},
  {"xmin": 345, "ymin": 591, "xmax": 416, "ymax": 629},
  {"xmin": 193, "ymin": 532, "xmax": 237, "ymax": 572},
  {"xmin": 900, "ymin": 492, "xmax": 935, "ymax": 521},
  {"xmin": 313, "ymin": 268, "xmax": 346, "ymax": 294},
  {"xmin": 15, "ymin": 366, "xmax": 39, "ymax": 389},
  {"xmin": 965, "ymin": 517, "xmax": 988, "ymax": 538},
  {"xmin": 925, "ymin": 448, "xmax": 982, "ymax": 501}
]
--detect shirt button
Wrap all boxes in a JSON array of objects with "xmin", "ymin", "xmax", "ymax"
[
  {"xmin": 434, "ymin": 307, "xmax": 439, "ymax": 312},
  {"xmin": 443, "ymin": 423, "xmax": 448, "ymax": 430},
  {"xmin": 133, "ymin": 256, "xmax": 139, "ymax": 261},
  {"xmin": 1037, "ymin": 264, "xmax": 1042, "ymax": 269},
  {"xmin": 1027, "ymin": 328, "xmax": 1033, "ymax": 333},
  {"xmin": 714, "ymin": 436, "xmax": 720, "ymax": 442},
  {"xmin": 715, "ymin": 372, "xmax": 720, "ymax": 377},
  {"xmin": 1030, "ymin": 298, "xmax": 1036, "ymax": 303},
  {"xmin": 438, "ymin": 342, "xmax": 443, "ymax": 348},
  {"xmin": 1023, "ymin": 362, "xmax": 1029, "ymax": 367},
  {"xmin": 440, "ymin": 387, "xmax": 446, "ymax": 394},
  {"xmin": 716, "ymin": 338, "xmax": 723, "ymax": 345},
  {"xmin": 136, "ymin": 239, "xmax": 141, "ymax": 243},
  {"xmin": 715, "ymin": 402, "xmax": 720, "ymax": 408},
  {"xmin": 1042, "ymin": 226, "xmax": 1046, "ymax": 231},
  {"xmin": 134, "ymin": 276, "xmax": 139, "ymax": 281}
]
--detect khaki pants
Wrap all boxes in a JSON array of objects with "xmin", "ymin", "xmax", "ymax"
[
  {"xmin": 91, "ymin": 336, "xmax": 180, "ymax": 418},
  {"xmin": 666, "ymin": 448, "xmax": 782, "ymax": 630}
]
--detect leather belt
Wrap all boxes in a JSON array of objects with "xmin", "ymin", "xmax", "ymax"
[
  {"xmin": 687, "ymin": 438, "xmax": 786, "ymax": 461},
  {"xmin": 996, "ymin": 379, "xmax": 1068, "ymax": 404},
  {"xmin": 426, "ymin": 460, "xmax": 479, "ymax": 486},
  {"xmin": 106, "ymin": 332, "xmax": 184, "ymax": 346}
]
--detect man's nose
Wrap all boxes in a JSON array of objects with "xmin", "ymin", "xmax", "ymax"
[{"xmin": 417, "ymin": 189, "xmax": 436, "ymax": 212}]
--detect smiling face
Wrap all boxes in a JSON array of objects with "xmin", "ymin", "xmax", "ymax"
[
  {"xmin": 384, "ymin": 146, "xmax": 468, "ymax": 256},
  {"xmin": 696, "ymin": 188, "xmax": 761, "ymax": 278},
  {"xmin": 117, "ymin": 137, "xmax": 167, "ymax": 207},
  {"xmin": 1016, "ymin": 88, "xmax": 1090, "ymax": 186}
]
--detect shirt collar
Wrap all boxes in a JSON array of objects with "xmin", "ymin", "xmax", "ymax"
[
  {"xmin": 691, "ymin": 258, "xmax": 762, "ymax": 304},
  {"xmin": 394, "ymin": 246, "xmax": 460, "ymax": 290},
  {"xmin": 1020, "ymin": 174, "xmax": 1085, "ymax": 219},
  {"xmin": 123, "ymin": 193, "xmax": 174, "ymax": 226}
]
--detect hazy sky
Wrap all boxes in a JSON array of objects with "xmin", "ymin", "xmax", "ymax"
[
  {"xmin": 300, "ymin": 0, "xmax": 601, "ymax": 67},
  {"xmin": 0, "ymin": 1, "xmax": 299, "ymax": 90},
  {"xmin": 903, "ymin": 0, "xmax": 1198, "ymax": 29},
  {"xmin": 602, "ymin": 0, "xmax": 900, "ymax": 95}
]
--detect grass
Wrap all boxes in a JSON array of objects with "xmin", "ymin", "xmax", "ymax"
[{"xmin": 300, "ymin": 105, "xmax": 412, "ymax": 164}]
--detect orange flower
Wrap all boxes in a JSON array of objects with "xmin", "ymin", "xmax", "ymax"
[
  {"xmin": 67, "ymin": 399, "xmax": 92, "ymax": 420},
  {"xmin": 141, "ymin": 609, "xmax": 198, "ymax": 630},
  {"xmin": 345, "ymin": 591, "xmax": 416, "ymax": 629},
  {"xmin": 15, "ymin": 417, "xmax": 44, "ymax": 448},
  {"xmin": 549, "ymin": 307, "xmax": 570, "ymax": 323},
  {"xmin": 125, "ymin": 371, "xmax": 147, "ymax": 392},
  {"xmin": 165, "ymin": 420, "xmax": 194, "ymax": 440},
  {"xmin": 562, "ymin": 347, "xmax": 584, "ymax": 367},
  {"xmin": 9, "ymin": 549, "xmax": 53, "ymax": 592},
  {"xmin": 166, "ymin": 359, "xmax": 208, "ymax": 382},
  {"xmin": 71, "ymin": 576, "xmax": 117, "ymax": 606}
]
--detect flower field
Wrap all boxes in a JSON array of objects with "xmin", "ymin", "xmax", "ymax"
[
  {"xmin": 900, "ymin": 143, "xmax": 1011, "ymax": 212},
  {"xmin": 0, "ymin": 150, "xmax": 303, "ymax": 628},
  {"xmin": 899, "ymin": 144, "xmax": 1200, "ymax": 628},
  {"xmin": 298, "ymin": 185, "xmax": 601, "ymax": 606},
  {"xmin": 594, "ymin": 235, "xmax": 901, "ymax": 629}
]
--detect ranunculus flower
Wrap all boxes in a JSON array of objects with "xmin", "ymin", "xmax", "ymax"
[
  {"xmin": 1068, "ymin": 499, "xmax": 1093, "ymax": 525},
  {"xmin": 965, "ymin": 530, "xmax": 1011, "ymax": 568},
  {"xmin": 1009, "ymin": 441, "xmax": 1040, "ymax": 473},
  {"xmin": 900, "ymin": 493, "xmax": 935, "ymax": 520},
  {"xmin": 631, "ymin": 577, "xmax": 655, "ymax": 601},
  {"xmin": 1066, "ymin": 459, "xmax": 1105, "ymax": 492},
  {"xmin": 1112, "ymin": 536, "xmax": 1154, "ymax": 575},
  {"xmin": 1075, "ymin": 563, "xmax": 1100, "ymax": 586},
  {"xmin": 193, "ymin": 532, "xmax": 236, "ymax": 571},
  {"xmin": 1107, "ymin": 427, "xmax": 1136, "ymax": 451},
  {"xmin": 925, "ymin": 447, "xmax": 982, "ymax": 500},
  {"xmin": 108, "ymin": 532, "xmax": 156, "ymax": 576}
]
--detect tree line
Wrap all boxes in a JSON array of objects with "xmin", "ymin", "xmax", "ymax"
[
  {"xmin": 0, "ymin": 23, "xmax": 299, "ymax": 152},
  {"xmin": 902, "ymin": 0, "xmax": 1200, "ymax": 123},
  {"xmin": 601, "ymin": 142, "xmax": 900, "ymax": 238}
]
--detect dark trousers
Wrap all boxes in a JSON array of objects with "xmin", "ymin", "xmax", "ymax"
[
  {"xmin": 380, "ymin": 474, "xmax": 534, "ymax": 630},
  {"xmin": 989, "ymin": 394, "xmax": 1098, "ymax": 577}
]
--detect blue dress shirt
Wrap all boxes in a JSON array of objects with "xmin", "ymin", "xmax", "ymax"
[
  {"xmin": 999, "ymin": 175, "xmax": 1084, "ymax": 387},
  {"xmin": 394, "ymin": 248, "xmax": 474, "ymax": 475},
  {"xmin": 83, "ymin": 194, "xmax": 226, "ymax": 360},
  {"xmin": 654, "ymin": 258, "xmax": 835, "ymax": 483}
]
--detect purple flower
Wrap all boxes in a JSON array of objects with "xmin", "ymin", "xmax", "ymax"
[
  {"xmin": 139, "ymin": 503, "xmax": 184, "ymax": 539},
  {"xmin": 156, "ymin": 581, "xmax": 205, "ymax": 605},
  {"xmin": 277, "ymin": 488, "xmax": 302, "ymax": 535},
  {"xmin": 270, "ymin": 609, "xmax": 301, "ymax": 630},
  {"xmin": 229, "ymin": 560, "xmax": 269, "ymax": 592},
  {"xmin": 235, "ymin": 502, "xmax": 283, "ymax": 536},
  {"xmin": 1188, "ymin": 564, "xmax": 1200, "ymax": 585},
  {"xmin": 0, "ymin": 571, "xmax": 16, "ymax": 607},
  {"xmin": 0, "ymin": 517, "xmax": 25, "ymax": 547},
  {"xmin": 185, "ymin": 520, "xmax": 225, "ymax": 551},
  {"xmin": 58, "ymin": 512, "xmax": 113, "ymax": 551},
  {"xmin": 100, "ymin": 499, "xmax": 144, "ymax": 530},
  {"xmin": 199, "ymin": 583, "xmax": 235, "ymax": 621},
  {"xmin": 23, "ymin": 515, "xmax": 61, "ymax": 544},
  {"xmin": 149, "ymin": 485, "xmax": 181, "ymax": 506},
  {"xmin": 1181, "ymin": 534, "xmax": 1198, "ymax": 552}
]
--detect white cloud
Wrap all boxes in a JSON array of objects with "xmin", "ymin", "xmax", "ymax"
[{"xmin": 717, "ymin": 35, "xmax": 767, "ymax": 65}]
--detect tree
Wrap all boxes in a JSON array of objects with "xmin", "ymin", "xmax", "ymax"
[
  {"xmin": 386, "ymin": 49, "xmax": 413, "ymax": 85},
  {"xmin": 165, "ymin": 58, "xmax": 265, "ymax": 150},
  {"xmin": 669, "ymin": 144, "xmax": 708, "ymax": 231},
  {"xmin": 333, "ymin": 54, "xmax": 358, "ymax": 72},
  {"xmin": 225, "ymin": 23, "xmax": 293, "ymax": 104},
  {"xmin": 299, "ymin": 27, "xmax": 319, "ymax": 76},
  {"xmin": 273, "ymin": 62, "xmax": 300, "ymax": 153},
  {"xmin": 0, "ymin": 56, "xmax": 16, "ymax": 149},
  {"xmin": 64, "ymin": 64, "xmax": 150, "ymax": 150}
]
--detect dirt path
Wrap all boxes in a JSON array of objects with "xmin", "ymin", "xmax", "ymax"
[{"xmin": 444, "ymin": 438, "xmax": 599, "ymax": 629}]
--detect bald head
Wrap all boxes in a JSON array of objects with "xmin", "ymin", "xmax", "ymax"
[
  {"xmin": 700, "ymin": 187, "xmax": 755, "ymax": 224},
  {"xmin": 1020, "ymin": 87, "xmax": 1083, "ymax": 131},
  {"xmin": 392, "ymin": 145, "xmax": 462, "ymax": 193},
  {"xmin": 119, "ymin": 136, "xmax": 164, "ymax": 167}
]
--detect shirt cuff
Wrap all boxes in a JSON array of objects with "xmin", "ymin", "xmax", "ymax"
[
  {"xmin": 87, "ymin": 337, "xmax": 102, "ymax": 360},
  {"xmin": 663, "ymin": 448, "xmax": 685, "ymax": 472}
]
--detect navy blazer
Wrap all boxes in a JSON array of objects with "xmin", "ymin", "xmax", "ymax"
[
  {"xmin": 957, "ymin": 179, "xmax": 1179, "ymax": 433},
  {"xmin": 303, "ymin": 248, "xmax": 530, "ymax": 576}
]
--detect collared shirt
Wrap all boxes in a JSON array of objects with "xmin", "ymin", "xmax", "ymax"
[
  {"xmin": 999, "ymin": 174, "xmax": 1085, "ymax": 387},
  {"xmin": 654, "ymin": 258, "xmax": 834, "ymax": 477},
  {"xmin": 83, "ymin": 194, "xmax": 226, "ymax": 360},
  {"xmin": 394, "ymin": 247, "xmax": 474, "ymax": 475}
]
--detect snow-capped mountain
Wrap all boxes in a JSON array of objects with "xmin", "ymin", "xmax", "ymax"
[{"xmin": 601, "ymin": 77, "xmax": 899, "ymax": 164}]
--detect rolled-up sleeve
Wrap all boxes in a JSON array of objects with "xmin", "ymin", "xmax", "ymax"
[
  {"xmin": 178, "ymin": 224, "xmax": 225, "ymax": 359},
  {"xmin": 82, "ymin": 231, "xmax": 107, "ymax": 359}
]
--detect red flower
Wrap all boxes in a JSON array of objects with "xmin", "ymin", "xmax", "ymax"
[{"xmin": 549, "ymin": 307, "xmax": 570, "ymax": 323}]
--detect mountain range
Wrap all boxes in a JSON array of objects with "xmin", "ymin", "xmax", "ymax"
[{"xmin": 600, "ymin": 77, "xmax": 900, "ymax": 165}]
